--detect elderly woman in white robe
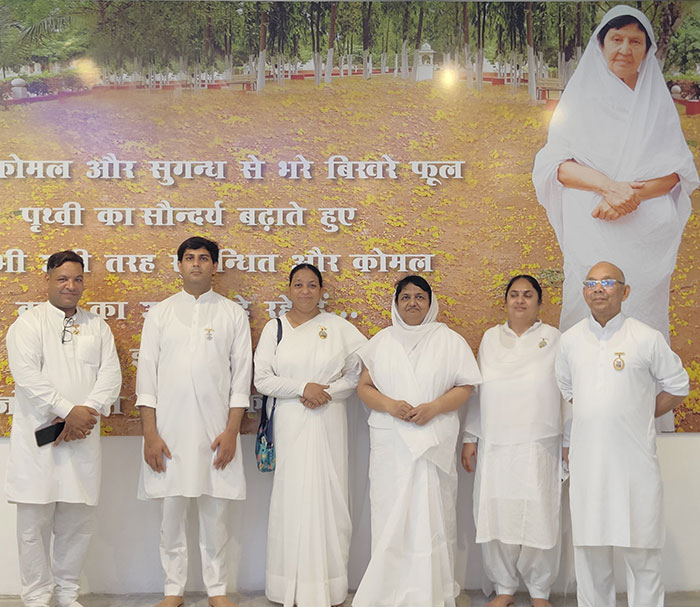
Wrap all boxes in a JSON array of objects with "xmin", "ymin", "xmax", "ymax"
[
  {"xmin": 462, "ymin": 275, "xmax": 564, "ymax": 607},
  {"xmin": 532, "ymin": 6, "xmax": 697, "ymax": 369},
  {"xmin": 254, "ymin": 263, "xmax": 366, "ymax": 607},
  {"xmin": 352, "ymin": 275, "xmax": 481, "ymax": 607}
]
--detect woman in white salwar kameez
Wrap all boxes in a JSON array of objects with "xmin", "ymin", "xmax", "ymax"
[
  {"xmin": 462, "ymin": 276, "xmax": 564, "ymax": 607},
  {"xmin": 352, "ymin": 276, "xmax": 482, "ymax": 607},
  {"xmin": 254, "ymin": 264, "xmax": 367, "ymax": 607}
]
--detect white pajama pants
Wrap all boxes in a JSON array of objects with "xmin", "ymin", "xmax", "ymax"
[
  {"xmin": 16, "ymin": 502, "xmax": 94, "ymax": 607},
  {"xmin": 160, "ymin": 495, "xmax": 230, "ymax": 597},
  {"xmin": 574, "ymin": 546, "xmax": 664, "ymax": 607},
  {"xmin": 482, "ymin": 540, "xmax": 559, "ymax": 599}
]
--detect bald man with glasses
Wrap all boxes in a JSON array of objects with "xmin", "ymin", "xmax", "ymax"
[{"xmin": 555, "ymin": 261, "xmax": 689, "ymax": 607}]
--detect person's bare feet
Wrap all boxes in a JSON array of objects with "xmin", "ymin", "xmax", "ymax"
[
  {"xmin": 487, "ymin": 595, "xmax": 515, "ymax": 607},
  {"xmin": 156, "ymin": 597, "xmax": 183, "ymax": 607},
  {"xmin": 531, "ymin": 599, "xmax": 552, "ymax": 607},
  {"xmin": 208, "ymin": 595, "xmax": 236, "ymax": 607}
]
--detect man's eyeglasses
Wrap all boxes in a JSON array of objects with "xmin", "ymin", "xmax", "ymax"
[
  {"xmin": 61, "ymin": 316, "xmax": 75, "ymax": 344},
  {"xmin": 582, "ymin": 279, "xmax": 624, "ymax": 289}
]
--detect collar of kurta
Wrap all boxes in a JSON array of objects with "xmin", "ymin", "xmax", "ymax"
[
  {"xmin": 46, "ymin": 300, "xmax": 79, "ymax": 320},
  {"xmin": 179, "ymin": 288, "xmax": 216, "ymax": 302},
  {"xmin": 502, "ymin": 319, "xmax": 542, "ymax": 338},
  {"xmin": 588, "ymin": 312, "xmax": 625, "ymax": 340}
]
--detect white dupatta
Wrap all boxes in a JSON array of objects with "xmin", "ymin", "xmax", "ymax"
[{"xmin": 533, "ymin": 5, "xmax": 697, "ymax": 240}]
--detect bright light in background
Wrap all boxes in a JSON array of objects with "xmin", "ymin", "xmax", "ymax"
[
  {"xmin": 549, "ymin": 104, "xmax": 565, "ymax": 125},
  {"xmin": 440, "ymin": 68, "xmax": 457, "ymax": 87},
  {"xmin": 73, "ymin": 58, "xmax": 100, "ymax": 88}
]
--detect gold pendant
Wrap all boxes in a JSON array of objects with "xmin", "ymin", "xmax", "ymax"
[
  {"xmin": 73, "ymin": 325, "xmax": 80, "ymax": 335},
  {"xmin": 613, "ymin": 352, "xmax": 625, "ymax": 371},
  {"xmin": 204, "ymin": 328, "xmax": 214, "ymax": 340},
  {"xmin": 538, "ymin": 338, "xmax": 547, "ymax": 349},
  {"xmin": 318, "ymin": 326, "xmax": 327, "ymax": 339}
]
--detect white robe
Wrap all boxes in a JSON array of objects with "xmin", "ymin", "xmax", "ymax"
[
  {"xmin": 465, "ymin": 321, "xmax": 563, "ymax": 549},
  {"xmin": 532, "ymin": 6, "xmax": 699, "ymax": 340},
  {"xmin": 555, "ymin": 314, "xmax": 689, "ymax": 548},
  {"xmin": 136, "ymin": 289, "xmax": 252, "ymax": 500},
  {"xmin": 5, "ymin": 302, "xmax": 122, "ymax": 505},
  {"xmin": 353, "ymin": 321, "xmax": 481, "ymax": 607},
  {"xmin": 254, "ymin": 312, "xmax": 366, "ymax": 607}
]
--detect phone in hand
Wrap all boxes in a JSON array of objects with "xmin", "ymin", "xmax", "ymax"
[{"xmin": 35, "ymin": 421, "xmax": 66, "ymax": 447}]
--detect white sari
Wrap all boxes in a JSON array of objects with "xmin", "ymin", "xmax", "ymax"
[
  {"xmin": 532, "ymin": 5, "xmax": 698, "ymax": 342},
  {"xmin": 254, "ymin": 311, "xmax": 366, "ymax": 607},
  {"xmin": 353, "ymin": 297, "xmax": 481, "ymax": 607}
]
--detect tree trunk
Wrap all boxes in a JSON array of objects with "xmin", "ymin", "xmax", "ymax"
[
  {"xmin": 394, "ymin": 53, "xmax": 398, "ymax": 77},
  {"xmin": 325, "ymin": 47, "xmax": 334, "ymax": 83},
  {"xmin": 362, "ymin": 1, "xmax": 372, "ymax": 79},
  {"xmin": 411, "ymin": 6, "xmax": 424, "ymax": 83},
  {"xmin": 476, "ymin": 48, "xmax": 484, "ymax": 92},
  {"xmin": 527, "ymin": 2, "xmax": 536, "ymax": 100},
  {"xmin": 314, "ymin": 51, "xmax": 322, "ymax": 86},
  {"xmin": 463, "ymin": 1, "xmax": 473, "ymax": 89},
  {"xmin": 325, "ymin": 2, "xmax": 337, "ymax": 84},
  {"xmin": 257, "ymin": 10, "xmax": 267, "ymax": 91},
  {"xmin": 401, "ymin": 40, "xmax": 409, "ymax": 78},
  {"xmin": 381, "ymin": 52, "xmax": 387, "ymax": 74}
]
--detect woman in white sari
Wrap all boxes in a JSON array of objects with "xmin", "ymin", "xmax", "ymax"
[
  {"xmin": 462, "ymin": 275, "xmax": 564, "ymax": 607},
  {"xmin": 352, "ymin": 276, "xmax": 481, "ymax": 607},
  {"xmin": 254, "ymin": 263, "xmax": 367, "ymax": 607},
  {"xmin": 532, "ymin": 6, "xmax": 698, "ymax": 346}
]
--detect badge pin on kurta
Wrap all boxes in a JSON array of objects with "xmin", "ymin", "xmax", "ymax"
[
  {"xmin": 538, "ymin": 338, "xmax": 547, "ymax": 349},
  {"xmin": 613, "ymin": 352, "xmax": 625, "ymax": 371},
  {"xmin": 318, "ymin": 326, "xmax": 327, "ymax": 339},
  {"xmin": 204, "ymin": 328, "xmax": 214, "ymax": 340}
]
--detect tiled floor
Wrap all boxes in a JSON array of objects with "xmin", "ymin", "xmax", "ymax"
[{"xmin": 1, "ymin": 592, "xmax": 699, "ymax": 606}]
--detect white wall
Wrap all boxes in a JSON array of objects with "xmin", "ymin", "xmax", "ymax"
[{"xmin": 0, "ymin": 434, "xmax": 699, "ymax": 595}]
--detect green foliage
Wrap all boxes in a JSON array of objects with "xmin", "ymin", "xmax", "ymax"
[
  {"xmin": 666, "ymin": 16, "xmax": 700, "ymax": 74},
  {"xmin": 0, "ymin": 1, "xmax": 697, "ymax": 77}
]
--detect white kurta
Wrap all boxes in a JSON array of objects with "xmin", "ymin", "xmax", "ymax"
[
  {"xmin": 465, "ymin": 321, "xmax": 563, "ymax": 549},
  {"xmin": 353, "ymin": 323, "xmax": 481, "ymax": 607},
  {"xmin": 5, "ymin": 302, "xmax": 122, "ymax": 505},
  {"xmin": 136, "ymin": 289, "xmax": 252, "ymax": 500},
  {"xmin": 532, "ymin": 7, "xmax": 699, "ymax": 340},
  {"xmin": 254, "ymin": 312, "xmax": 366, "ymax": 607},
  {"xmin": 556, "ymin": 314, "xmax": 689, "ymax": 548}
]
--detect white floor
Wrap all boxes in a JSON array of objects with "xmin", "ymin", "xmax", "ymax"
[{"xmin": 1, "ymin": 592, "xmax": 700, "ymax": 607}]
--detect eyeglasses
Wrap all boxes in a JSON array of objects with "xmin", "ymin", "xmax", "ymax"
[
  {"xmin": 582, "ymin": 279, "xmax": 624, "ymax": 289},
  {"xmin": 61, "ymin": 316, "xmax": 75, "ymax": 344}
]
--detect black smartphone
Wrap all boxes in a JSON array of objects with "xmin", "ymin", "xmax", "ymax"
[{"xmin": 35, "ymin": 421, "xmax": 66, "ymax": 447}]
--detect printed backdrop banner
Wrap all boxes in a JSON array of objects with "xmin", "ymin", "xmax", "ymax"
[{"xmin": 0, "ymin": 3, "xmax": 698, "ymax": 434}]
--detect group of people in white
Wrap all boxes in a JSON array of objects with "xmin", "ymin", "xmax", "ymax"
[
  {"xmin": 4, "ymin": 235, "xmax": 690, "ymax": 607},
  {"xmin": 4, "ymin": 4, "xmax": 699, "ymax": 607}
]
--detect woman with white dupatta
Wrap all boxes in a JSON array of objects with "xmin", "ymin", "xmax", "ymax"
[
  {"xmin": 532, "ymin": 6, "xmax": 698, "ymax": 429},
  {"xmin": 254, "ymin": 263, "xmax": 366, "ymax": 607},
  {"xmin": 462, "ymin": 275, "xmax": 564, "ymax": 607},
  {"xmin": 352, "ymin": 276, "xmax": 482, "ymax": 607}
]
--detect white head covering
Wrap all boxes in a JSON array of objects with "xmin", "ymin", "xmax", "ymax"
[
  {"xmin": 389, "ymin": 281, "xmax": 441, "ymax": 355},
  {"xmin": 533, "ymin": 5, "xmax": 698, "ymax": 239}
]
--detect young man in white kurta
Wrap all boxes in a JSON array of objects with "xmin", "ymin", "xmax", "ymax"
[
  {"xmin": 5, "ymin": 251, "xmax": 122, "ymax": 607},
  {"xmin": 555, "ymin": 262, "xmax": 689, "ymax": 607},
  {"xmin": 136, "ymin": 237, "xmax": 252, "ymax": 607}
]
